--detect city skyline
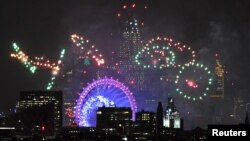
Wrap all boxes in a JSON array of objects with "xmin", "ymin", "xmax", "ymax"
[{"xmin": 1, "ymin": 0, "xmax": 250, "ymax": 130}]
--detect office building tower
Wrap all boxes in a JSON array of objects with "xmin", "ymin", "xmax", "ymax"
[
  {"xmin": 118, "ymin": 8, "xmax": 144, "ymax": 90},
  {"xmin": 131, "ymin": 110, "xmax": 156, "ymax": 136},
  {"xmin": 18, "ymin": 91, "xmax": 62, "ymax": 134},
  {"xmin": 211, "ymin": 59, "xmax": 224, "ymax": 99},
  {"xmin": 96, "ymin": 106, "xmax": 132, "ymax": 135}
]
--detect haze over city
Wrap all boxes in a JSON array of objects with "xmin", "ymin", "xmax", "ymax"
[{"xmin": 1, "ymin": 0, "xmax": 250, "ymax": 132}]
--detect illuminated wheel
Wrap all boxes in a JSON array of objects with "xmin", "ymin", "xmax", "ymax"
[{"xmin": 75, "ymin": 77, "xmax": 137, "ymax": 127}]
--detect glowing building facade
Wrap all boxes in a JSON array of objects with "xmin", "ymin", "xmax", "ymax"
[
  {"xmin": 163, "ymin": 98, "xmax": 182, "ymax": 129},
  {"xmin": 119, "ymin": 17, "xmax": 144, "ymax": 90},
  {"xmin": 211, "ymin": 59, "xmax": 224, "ymax": 99},
  {"xmin": 209, "ymin": 58, "xmax": 225, "ymax": 124}
]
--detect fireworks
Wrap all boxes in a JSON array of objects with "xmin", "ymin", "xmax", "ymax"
[
  {"xmin": 174, "ymin": 63, "xmax": 213, "ymax": 101},
  {"xmin": 10, "ymin": 43, "xmax": 37, "ymax": 73},
  {"xmin": 10, "ymin": 33, "xmax": 214, "ymax": 103},
  {"xmin": 10, "ymin": 29, "xmax": 215, "ymax": 129},
  {"xmin": 10, "ymin": 42, "xmax": 65, "ymax": 90},
  {"xmin": 46, "ymin": 48, "xmax": 65, "ymax": 90},
  {"xmin": 135, "ymin": 40, "xmax": 176, "ymax": 69},
  {"xmin": 71, "ymin": 34, "xmax": 105, "ymax": 66},
  {"xmin": 134, "ymin": 36, "xmax": 213, "ymax": 102},
  {"xmin": 10, "ymin": 43, "xmax": 65, "ymax": 75},
  {"xmin": 117, "ymin": 2, "xmax": 148, "ymax": 18},
  {"xmin": 75, "ymin": 77, "xmax": 137, "ymax": 127},
  {"xmin": 10, "ymin": 34, "xmax": 105, "ymax": 91},
  {"xmin": 135, "ymin": 37, "xmax": 196, "ymax": 69},
  {"xmin": 7, "ymin": 3, "xmax": 222, "ymax": 130},
  {"xmin": 185, "ymin": 79, "xmax": 199, "ymax": 88}
]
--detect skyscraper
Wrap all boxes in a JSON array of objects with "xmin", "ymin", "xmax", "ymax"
[
  {"xmin": 209, "ymin": 57, "xmax": 225, "ymax": 124},
  {"xmin": 119, "ymin": 18, "xmax": 141, "ymax": 62},
  {"xmin": 118, "ymin": 3, "xmax": 145, "ymax": 91},
  {"xmin": 117, "ymin": 0, "xmax": 145, "ymax": 91},
  {"xmin": 211, "ymin": 59, "xmax": 224, "ymax": 99},
  {"xmin": 18, "ymin": 91, "xmax": 63, "ymax": 134}
]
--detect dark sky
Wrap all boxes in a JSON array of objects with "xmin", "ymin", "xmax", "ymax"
[{"xmin": 1, "ymin": 0, "xmax": 250, "ymax": 114}]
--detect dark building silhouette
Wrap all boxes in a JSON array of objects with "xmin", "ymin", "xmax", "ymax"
[
  {"xmin": 58, "ymin": 127, "xmax": 97, "ymax": 140},
  {"xmin": 0, "ymin": 126, "xmax": 16, "ymax": 140},
  {"xmin": 131, "ymin": 110, "xmax": 156, "ymax": 140},
  {"xmin": 156, "ymin": 102, "xmax": 163, "ymax": 136},
  {"xmin": 58, "ymin": 127, "xmax": 124, "ymax": 141},
  {"xmin": 230, "ymin": 97, "xmax": 245, "ymax": 123},
  {"xmin": 245, "ymin": 111, "xmax": 249, "ymax": 125},
  {"xmin": 4, "ymin": 104, "xmax": 54, "ymax": 136},
  {"xmin": 17, "ymin": 91, "xmax": 62, "ymax": 135},
  {"xmin": 187, "ymin": 127, "xmax": 207, "ymax": 141},
  {"xmin": 135, "ymin": 110, "xmax": 156, "ymax": 131},
  {"xmin": 96, "ymin": 106, "xmax": 132, "ymax": 135}
]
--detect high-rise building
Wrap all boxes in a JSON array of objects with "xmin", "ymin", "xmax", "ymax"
[
  {"xmin": 119, "ymin": 18, "xmax": 141, "ymax": 62},
  {"xmin": 163, "ymin": 98, "xmax": 183, "ymax": 129},
  {"xmin": 209, "ymin": 57, "xmax": 225, "ymax": 124},
  {"xmin": 18, "ymin": 91, "xmax": 62, "ymax": 134},
  {"xmin": 211, "ymin": 59, "xmax": 224, "ymax": 99},
  {"xmin": 118, "ymin": 7, "xmax": 144, "ymax": 90},
  {"xmin": 96, "ymin": 106, "xmax": 132, "ymax": 135}
]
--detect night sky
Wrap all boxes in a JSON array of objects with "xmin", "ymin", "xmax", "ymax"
[{"xmin": 1, "ymin": 0, "xmax": 250, "ymax": 119}]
